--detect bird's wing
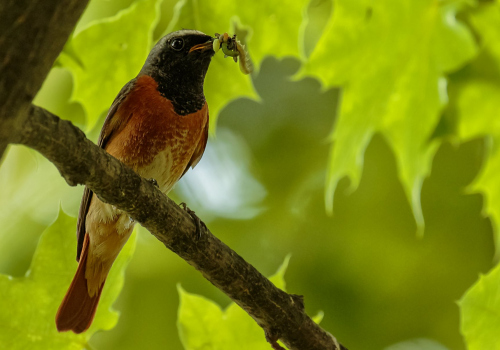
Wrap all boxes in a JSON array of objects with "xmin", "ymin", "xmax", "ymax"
[
  {"xmin": 76, "ymin": 78, "xmax": 137, "ymax": 261},
  {"xmin": 180, "ymin": 105, "xmax": 209, "ymax": 178}
]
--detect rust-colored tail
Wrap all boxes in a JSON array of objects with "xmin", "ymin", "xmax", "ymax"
[{"xmin": 55, "ymin": 233, "xmax": 104, "ymax": 333}]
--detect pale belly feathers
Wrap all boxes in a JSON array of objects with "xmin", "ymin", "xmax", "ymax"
[{"xmin": 86, "ymin": 144, "xmax": 190, "ymax": 237}]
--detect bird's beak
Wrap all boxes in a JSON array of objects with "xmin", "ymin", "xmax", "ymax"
[{"xmin": 189, "ymin": 39, "xmax": 214, "ymax": 53}]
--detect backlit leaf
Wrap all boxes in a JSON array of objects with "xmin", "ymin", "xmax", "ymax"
[
  {"xmin": 177, "ymin": 256, "xmax": 322, "ymax": 350},
  {"xmin": 0, "ymin": 209, "xmax": 135, "ymax": 349},
  {"xmin": 451, "ymin": 1, "xmax": 500, "ymax": 254},
  {"xmin": 59, "ymin": 0, "xmax": 162, "ymax": 131},
  {"xmin": 459, "ymin": 263, "xmax": 500, "ymax": 350},
  {"xmin": 302, "ymin": 0, "xmax": 477, "ymax": 231}
]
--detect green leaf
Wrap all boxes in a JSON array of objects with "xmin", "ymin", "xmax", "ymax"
[
  {"xmin": 302, "ymin": 0, "xmax": 477, "ymax": 231},
  {"xmin": 177, "ymin": 285, "xmax": 276, "ymax": 350},
  {"xmin": 0, "ymin": 209, "xmax": 136, "ymax": 349},
  {"xmin": 459, "ymin": 263, "xmax": 500, "ymax": 350},
  {"xmin": 453, "ymin": 6, "xmax": 500, "ymax": 346},
  {"xmin": 168, "ymin": 0, "xmax": 309, "ymax": 129},
  {"xmin": 59, "ymin": 0, "xmax": 162, "ymax": 131},
  {"xmin": 171, "ymin": 0, "xmax": 308, "ymax": 68},
  {"xmin": 268, "ymin": 253, "xmax": 290, "ymax": 290},
  {"xmin": 451, "ymin": 2, "xmax": 500, "ymax": 254},
  {"xmin": 33, "ymin": 68, "xmax": 86, "ymax": 128},
  {"xmin": 177, "ymin": 256, "xmax": 322, "ymax": 350}
]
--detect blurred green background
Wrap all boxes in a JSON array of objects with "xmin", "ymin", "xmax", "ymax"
[{"xmin": 1, "ymin": 0, "xmax": 499, "ymax": 349}]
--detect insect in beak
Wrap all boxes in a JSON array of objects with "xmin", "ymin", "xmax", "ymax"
[
  {"xmin": 189, "ymin": 40, "xmax": 214, "ymax": 53},
  {"xmin": 212, "ymin": 32, "xmax": 253, "ymax": 74}
]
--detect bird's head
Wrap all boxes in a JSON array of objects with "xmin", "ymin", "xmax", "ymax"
[
  {"xmin": 141, "ymin": 30, "xmax": 214, "ymax": 85},
  {"xmin": 139, "ymin": 30, "xmax": 215, "ymax": 114}
]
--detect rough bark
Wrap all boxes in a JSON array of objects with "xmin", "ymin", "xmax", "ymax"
[{"xmin": 0, "ymin": 0, "xmax": 90, "ymax": 157}]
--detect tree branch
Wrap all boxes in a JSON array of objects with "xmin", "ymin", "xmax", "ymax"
[
  {"xmin": 0, "ymin": 0, "xmax": 90, "ymax": 157},
  {"xmin": 10, "ymin": 104, "xmax": 347, "ymax": 350}
]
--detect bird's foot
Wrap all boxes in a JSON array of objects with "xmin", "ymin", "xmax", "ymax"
[
  {"xmin": 147, "ymin": 178, "xmax": 159, "ymax": 188},
  {"xmin": 180, "ymin": 202, "xmax": 206, "ymax": 239}
]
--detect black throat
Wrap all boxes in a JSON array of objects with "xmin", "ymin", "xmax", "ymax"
[{"xmin": 143, "ymin": 56, "xmax": 210, "ymax": 116}]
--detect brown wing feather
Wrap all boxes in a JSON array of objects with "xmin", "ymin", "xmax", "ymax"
[
  {"xmin": 76, "ymin": 79, "xmax": 137, "ymax": 261},
  {"xmin": 180, "ymin": 108, "xmax": 209, "ymax": 178}
]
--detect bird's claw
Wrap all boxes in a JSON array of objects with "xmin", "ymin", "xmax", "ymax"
[{"xmin": 180, "ymin": 202, "xmax": 205, "ymax": 239}]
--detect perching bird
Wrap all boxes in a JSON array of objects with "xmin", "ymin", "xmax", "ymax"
[{"xmin": 55, "ymin": 29, "xmax": 215, "ymax": 333}]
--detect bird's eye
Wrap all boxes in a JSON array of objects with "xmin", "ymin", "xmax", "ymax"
[{"xmin": 170, "ymin": 38, "xmax": 184, "ymax": 51}]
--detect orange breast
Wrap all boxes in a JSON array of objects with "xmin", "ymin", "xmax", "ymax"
[{"xmin": 106, "ymin": 75, "xmax": 208, "ymax": 188}]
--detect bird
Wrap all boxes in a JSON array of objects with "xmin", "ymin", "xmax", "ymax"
[{"xmin": 55, "ymin": 29, "xmax": 215, "ymax": 334}]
